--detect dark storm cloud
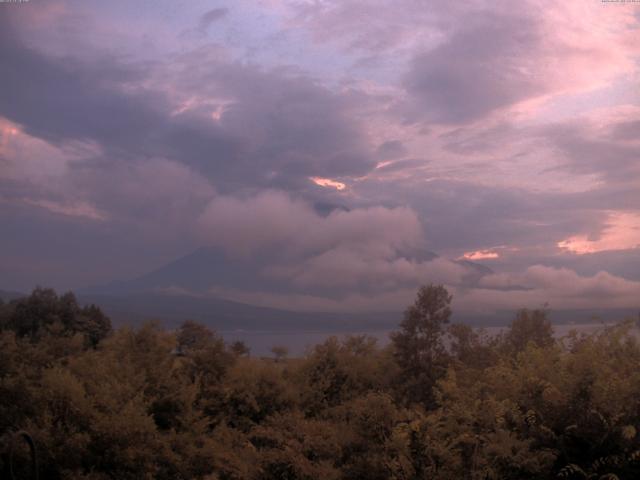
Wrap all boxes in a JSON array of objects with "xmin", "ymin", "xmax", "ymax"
[
  {"xmin": 353, "ymin": 176, "xmax": 610, "ymax": 253},
  {"xmin": 375, "ymin": 140, "xmax": 408, "ymax": 160},
  {"xmin": 0, "ymin": 31, "xmax": 164, "ymax": 150},
  {"xmin": 0, "ymin": 15, "xmax": 241, "ymax": 181},
  {"xmin": 196, "ymin": 190, "xmax": 473, "ymax": 298},
  {"xmin": 374, "ymin": 158, "xmax": 427, "ymax": 173},
  {"xmin": 199, "ymin": 7, "xmax": 229, "ymax": 32},
  {"xmin": 169, "ymin": 50, "xmax": 375, "ymax": 187},
  {"xmin": 610, "ymin": 120, "xmax": 640, "ymax": 141},
  {"xmin": 486, "ymin": 248, "xmax": 640, "ymax": 283},
  {"xmin": 0, "ymin": 12, "xmax": 374, "ymax": 195},
  {"xmin": 0, "ymin": 201, "xmax": 188, "ymax": 292},
  {"xmin": 440, "ymin": 123, "xmax": 516, "ymax": 155},
  {"xmin": 1, "ymin": 0, "xmax": 638, "ymax": 312},
  {"xmin": 0, "ymin": 8, "xmax": 377, "ymax": 293},
  {"xmin": 541, "ymin": 122, "xmax": 640, "ymax": 184},
  {"xmin": 401, "ymin": 11, "xmax": 544, "ymax": 124}
]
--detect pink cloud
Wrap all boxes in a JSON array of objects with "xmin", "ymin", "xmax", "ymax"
[
  {"xmin": 558, "ymin": 211, "xmax": 640, "ymax": 254},
  {"xmin": 197, "ymin": 190, "xmax": 424, "ymax": 257},
  {"xmin": 310, "ymin": 176, "xmax": 347, "ymax": 191},
  {"xmin": 474, "ymin": 265, "xmax": 640, "ymax": 310},
  {"xmin": 462, "ymin": 250, "xmax": 500, "ymax": 261},
  {"xmin": 21, "ymin": 199, "xmax": 107, "ymax": 221}
]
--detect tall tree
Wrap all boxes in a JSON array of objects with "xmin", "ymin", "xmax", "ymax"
[
  {"xmin": 3, "ymin": 287, "xmax": 111, "ymax": 346},
  {"xmin": 504, "ymin": 308, "xmax": 554, "ymax": 354},
  {"xmin": 391, "ymin": 284, "xmax": 452, "ymax": 407}
]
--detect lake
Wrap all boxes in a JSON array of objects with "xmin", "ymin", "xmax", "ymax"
[{"xmin": 221, "ymin": 322, "xmax": 619, "ymax": 357}]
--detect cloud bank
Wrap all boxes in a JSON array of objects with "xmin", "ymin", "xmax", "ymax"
[{"xmin": 0, "ymin": 0, "xmax": 638, "ymax": 317}]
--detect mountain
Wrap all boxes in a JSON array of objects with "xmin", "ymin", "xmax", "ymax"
[
  {"xmin": 81, "ymin": 246, "xmax": 488, "ymax": 296},
  {"xmin": 0, "ymin": 289, "xmax": 24, "ymax": 302},
  {"xmin": 80, "ymin": 247, "xmax": 285, "ymax": 296},
  {"xmin": 453, "ymin": 259, "xmax": 494, "ymax": 284},
  {"xmin": 76, "ymin": 246, "xmax": 495, "ymax": 331},
  {"xmin": 77, "ymin": 291, "xmax": 397, "ymax": 331},
  {"xmin": 1, "ymin": 285, "xmax": 399, "ymax": 332}
]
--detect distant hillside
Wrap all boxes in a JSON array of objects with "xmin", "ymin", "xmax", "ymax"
[
  {"xmin": 74, "ymin": 246, "xmax": 497, "ymax": 331},
  {"xmin": 12, "ymin": 247, "xmax": 634, "ymax": 333},
  {"xmin": 78, "ymin": 291, "xmax": 398, "ymax": 332},
  {"xmin": 3, "ymin": 286, "xmax": 636, "ymax": 335},
  {"xmin": 71, "ymin": 246, "xmax": 638, "ymax": 331},
  {"xmin": 80, "ymin": 246, "xmax": 290, "ymax": 296},
  {"xmin": 0, "ymin": 289, "xmax": 25, "ymax": 302},
  {"xmin": 81, "ymin": 246, "xmax": 491, "ymax": 296},
  {"xmin": 76, "ymin": 291, "xmax": 638, "ymax": 334}
]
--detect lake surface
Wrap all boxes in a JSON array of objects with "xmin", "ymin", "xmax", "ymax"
[{"xmin": 221, "ymin": 322, "xmax": 618, "ymax": 357}]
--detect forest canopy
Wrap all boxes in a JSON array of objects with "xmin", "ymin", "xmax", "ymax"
[{"xmin": 1, "ymin": 286, "xmax": 640, "ymax": 479}]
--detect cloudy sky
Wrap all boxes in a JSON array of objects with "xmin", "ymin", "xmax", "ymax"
[{"xmin": 1, "ymin": 0, "xmax": 639, "ymax": 314}]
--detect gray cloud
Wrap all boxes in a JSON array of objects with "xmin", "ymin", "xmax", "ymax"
[
  {"xmin": 471, "ymin": 265, "xmax": 640, "ymax": 310},
  {"xmin": 374, "ymin": 158, "xmax": 427, "ymax": 174},
  {"xmin": 375, "ymin": 140, "xmax": 408, "ymax": 160},
  {"xmin": 169, "ymin": 51, "xmax": 376, "ymax": 186},
  {"xmin": 0, "ymin": 10, "xmax": 378, "ymax": 293},
  {"xmin": 611, "ymin": 120, "xmax": 640, "ymax": 141},
  {"xmin": 196, "ymin": 190, "xmax": 473, "ymax": 297},
  {"xmin": 440, "ymin": 123, "xmax": 516, "ymax": 155},
  {"xmin": 401, "ymin": 10, "xmax": 545, "ymax": 124},
  {"xmin": 486, "ymin": 248, "xmax": 640, "ymax": 283},
  {"xmin": 197, "ymin": 190, "xmax": 424, "ymax": 258},
  {"xmin": 540, "ymin": 121, "xmax": 640, "ymax": 184},
  {"xmin": 1, "ymin": 1, "xmax": 638, "ymax": 317},
  {"xmin": 197, "ymin": 262, "xmax": 640, "ymax": 314},
  {"xmin": 0, "ymin": 12, "xmax": 375, "ymax": 196},
  {"xmin": 0, "ymin": 200, "xmax": 187, "ymax": 292},
  {"xmin": 199, "ymin": 7, "xmax": 229, "ymax": 32},
  {"xmin": 352, "ymin": 176, "xmax": 608, "ymax": 254},
  {"xmin": 288, "ymin": 0, "xmax": 635, "ymax": 127}
]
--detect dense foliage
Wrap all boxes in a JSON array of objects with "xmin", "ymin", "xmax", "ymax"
[{"xmin": 1, "ymin": 286, "xmax": 639, "ymax": 479}]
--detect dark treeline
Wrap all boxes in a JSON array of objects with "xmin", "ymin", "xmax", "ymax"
[{"xmin": 1, "ymin": 286, "xmax": 640, "ymax": 479}]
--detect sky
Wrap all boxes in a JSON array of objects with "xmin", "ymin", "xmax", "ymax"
[{"xmin": 1, "ymin": 0, "xmax": 639, "ymax": 314}]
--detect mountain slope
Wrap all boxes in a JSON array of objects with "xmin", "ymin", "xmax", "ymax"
[
  {"xmin": 81, "ymin": 247, "xmax": 286, "ymax": 295},
  {"xmin": 75, "ymin": 246, "xmax": 498, "ymax": 331},
  {"xmin": 82, "ymin": 246, "xmax": 490, "ymax": 296},
  {"xmin": 78, "ymin": 291, "xmax": 397, "ymax": 331}
]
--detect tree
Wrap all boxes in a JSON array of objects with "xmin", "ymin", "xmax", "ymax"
[
  {"xmin": 504, "ymin": 308, "xmax": 554, "ymax": 354},
  {"xmin": 391, "ymin": 284, "xmax": 452, "ymax": 407},
  {"xmin": 271, "ymin": 345, "xmax": 289, "ymax": 363},
  {"xmin": 76, "ymin": 303, "xmax": 112, "ymax": 347},
  {"xmin": 230, "ymin": 340, "xmax": 250, "ymax": 357},
  {"xmin": 447, "ymin": 323, "xmax": 498, "ymax": 369},
  {"xmin": 2, "ymin": 287, "xmax": 111, "ymax": 347},
  {"xmin": 176, "ymin": 320, "xmax": 215, "ymax": 353},
  {"xmin": 7, "ymin": 287, "xmax": 60, "ymax": 339},
  {"xmin": 174, "ymin": 321, "xmax": 234, "ymax": 421}
]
